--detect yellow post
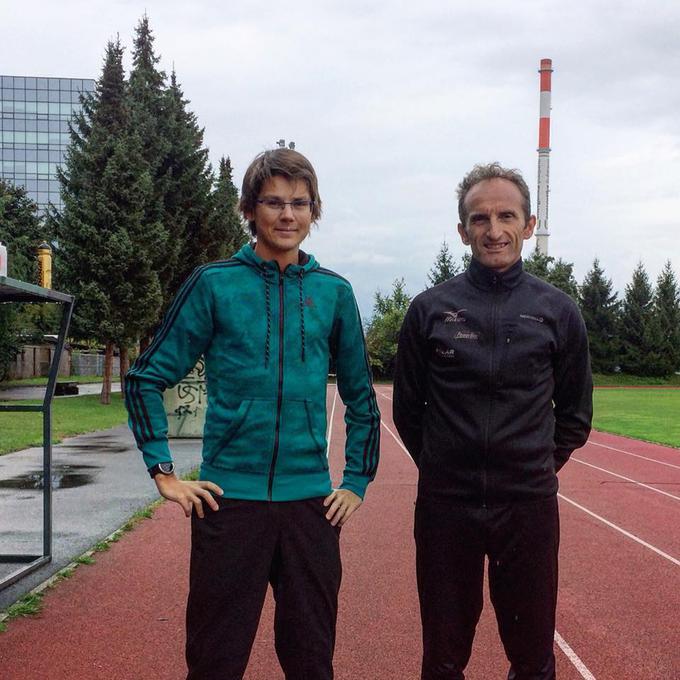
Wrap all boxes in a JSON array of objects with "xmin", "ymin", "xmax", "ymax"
[{"xmin": 38, "ymin": 242, "xmax": 52, "ymax": 289}]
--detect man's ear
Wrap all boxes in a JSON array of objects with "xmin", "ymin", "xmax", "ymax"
[
  {"xmin": 457, "ymin": 223, "xmax": 470, "ymax": 245},
  {"xmin": 523, "ymin": 215, "xmax": 537, "ymax": 241}
]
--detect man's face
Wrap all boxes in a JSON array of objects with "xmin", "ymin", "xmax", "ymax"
[
  {"xmin": 457, "ymin": 178, "xmax": 535, "ymax": 273},
  {"xmin": 246, "ymin": 176, "xmax": 312, "ymax": 263}
]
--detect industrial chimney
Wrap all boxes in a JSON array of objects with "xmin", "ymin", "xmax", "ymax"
[{"xmin": 535, "ymin": 58, "xmax": 553, "ymax": 256}]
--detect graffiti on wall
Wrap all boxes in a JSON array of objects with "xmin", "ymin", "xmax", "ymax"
[{"xmin": 164, "ymin": 358, "xmax": 207, "ymax": 438}]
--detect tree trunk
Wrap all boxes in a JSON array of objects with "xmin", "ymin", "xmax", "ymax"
[
  {"xmin": 139, "ymin": 333, "xmax": 151, "ymax": 354},
  {"xmin": 119, "ymin": 345, "xmax": 129, "ymax": 395},
  {"xmin": 101, "ymin": 341, "xmax": 113, "ymax": 405}
]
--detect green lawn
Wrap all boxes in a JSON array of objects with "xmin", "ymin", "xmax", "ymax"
[
  {"xmin": 0, "ymin": 394, "xmax": 128, "ymax": 456},
  {"xmin": 593, "ymin": 388, "xmax": 680, "ymax": 448},
  {"xmin": 592, "ymin": 373, "xmax": 680, "ymax": 387}
]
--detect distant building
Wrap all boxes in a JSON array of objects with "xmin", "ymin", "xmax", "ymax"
[{"xmin": 0, "ymin": 74, "xmax": 95, "ymax": 211}]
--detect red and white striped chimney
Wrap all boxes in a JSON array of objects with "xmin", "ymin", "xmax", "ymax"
[{"xmin": 535, "ymin": 58, "xmax": 553, "ymax": 256}]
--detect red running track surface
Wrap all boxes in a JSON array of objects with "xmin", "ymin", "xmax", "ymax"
[{"xmin": 0, "ymin": 385, "xmax": 678, "ymax": 679}]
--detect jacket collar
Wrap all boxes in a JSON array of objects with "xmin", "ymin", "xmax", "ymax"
[
  {"xmin": 233, "ymin": 243, "xmax": 319, "ymax": 276},
  {"xmin": 466, "ymin": 257, "xmax": 524, "ymax": 291}
]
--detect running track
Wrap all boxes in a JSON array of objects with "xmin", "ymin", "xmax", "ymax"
[{"xmin": 0, "ymin": 385, "xmax": 678, "ymax": 678}]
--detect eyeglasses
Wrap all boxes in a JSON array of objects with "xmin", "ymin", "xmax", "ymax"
[{"xmin": 256, "ymin": 198, "xmax": 314, "ymax": 213}]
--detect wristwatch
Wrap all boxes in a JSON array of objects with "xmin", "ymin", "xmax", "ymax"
[{"xmin": 148, "ymin": 461, "xmax": 176, "ymax": 478}]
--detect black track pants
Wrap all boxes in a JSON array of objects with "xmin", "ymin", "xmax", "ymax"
[
  {"xmin": 185, "ymin": 497, "xmax": 342, "ymax": 680},
  {"xmin": 415, "ymin": 496, "xmax": 559, "ymax": 680}
]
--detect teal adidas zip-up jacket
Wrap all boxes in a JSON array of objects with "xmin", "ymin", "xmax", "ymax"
[{"xmin": 126, "ymin": 244, "xmax": 380, "ymax": 501}]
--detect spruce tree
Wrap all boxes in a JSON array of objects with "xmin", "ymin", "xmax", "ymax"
[
  {"xmin": 523, "ymin": 248, "xmax": 578, "ymax": 300},
  {"xmin": 618, "ymin": 262, "xmax": 655, "ymax": 375},
  {"xmin": 427, "ymin": 241, "xmax": 459, "ymax": 287},
  {"xmin": 161, "ymin": 70, "xmax": 215, "ymax": 302},
  {"xmin": 128, "ymin": 14, "xmax": 170, "ymax": 310},
  {"xmin": 653, "ymin": 261, "xmax": 680, "ymax": 375},
  {"xmin": 210, "ymin": 156, "xmax": 248, "ymax": 258},
  {"xmin": 579, "ymin": 259, "xmax": 619, "ymax": 373},
  {"xmin": 56, "ymin": 39, "xmax": 162, "ymax": 403}
]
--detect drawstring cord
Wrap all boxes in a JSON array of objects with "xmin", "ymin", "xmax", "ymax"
[{"xmin": 298, "ymin": 271, "xmax": 306, "ymax": 362}]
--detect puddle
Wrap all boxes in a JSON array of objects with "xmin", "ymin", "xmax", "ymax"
[
  {"xmin": 66, "ymin": 443, "xmax": 129, "ymax": 454},
  {"xmin": 0, "ymin": 464, "xmax": 100, "ymax": 490}
]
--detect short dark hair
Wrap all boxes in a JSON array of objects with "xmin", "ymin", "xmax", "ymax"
[
  {"xmin": 457, "ymin": 162, "xmax": 531, "ymax": 227},
  {"xmin": 239, "ymin": 148, "xmax": 322, "ymax": 236}
]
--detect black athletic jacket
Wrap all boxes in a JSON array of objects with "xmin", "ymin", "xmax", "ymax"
[{"xmin": 393, "ymin": 257, "xmax": 593, "ymax": 505}]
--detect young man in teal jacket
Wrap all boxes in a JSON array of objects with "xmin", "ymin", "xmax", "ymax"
[{"xmin": 125, "ymin": 148, "xmax": 380, "ymax": 680}]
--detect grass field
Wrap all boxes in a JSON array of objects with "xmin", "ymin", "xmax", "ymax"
[
  {"xmin": 593, "ymin": 388, "xmax": 680, "ymax": 448},
  {"xmin": 0, "ymin": 393, "xmax": 128, "ymax": 456}
]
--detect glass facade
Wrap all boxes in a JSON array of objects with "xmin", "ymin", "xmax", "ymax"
[{"xmin": 0, "ymin": 74, "xmax": 95, "ymax": 211}]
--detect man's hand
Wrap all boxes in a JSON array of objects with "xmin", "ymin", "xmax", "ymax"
[
  {"xmin": 323, "ymin": 489, "xmax": 362, "ymax": 527},
  {"xmin": 154, "ymin": 474, "xmax": 223, "ymax": 518}
]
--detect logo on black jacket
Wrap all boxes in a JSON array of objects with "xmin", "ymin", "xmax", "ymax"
[{"xmin": 443, "ymin": 309, "xmax": 467, "ymax": 323}]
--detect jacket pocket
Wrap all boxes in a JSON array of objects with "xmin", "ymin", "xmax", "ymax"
[
  {"xmin": 278, "ymin": 398, "xmax": 329, "ymax": 473},
  {"xmin": 206, "ymin": 398, "xmax": 275, "ymax": 472}
]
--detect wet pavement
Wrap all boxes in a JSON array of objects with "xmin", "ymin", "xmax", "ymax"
[
  {"xmin": 0, "ymin": 382, "xmax": 121, "ymax": 401},
  {"xmin": 0, "ymin": 425, "xmax": 202, "ymax": 610}
]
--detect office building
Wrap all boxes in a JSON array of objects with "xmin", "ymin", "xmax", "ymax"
[{"xmin": 0, "ymin": 75, "xmax": 95, "ymax": 211}]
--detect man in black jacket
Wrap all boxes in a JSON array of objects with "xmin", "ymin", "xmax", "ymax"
[{"xmin": 393, "ymin": 163, "xmax": 592, "ymax": 680}]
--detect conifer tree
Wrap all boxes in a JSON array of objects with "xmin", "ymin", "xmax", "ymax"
[
  {"xmin": 653, "ymin": 261, "xmax": 680, "ymax": 375},
  {"xmin": 55, "ymin": 39, "xmax": 162, "ymax": 403},
  {"xmin": 579, "ymin": 258, "xmax": 620, "ymax": 373},
  {"xmin": 427, "ymin": 241, "xmax": 459, "ymax": 287},
  {"xmin": 523, "ymin": 248, "xmax": 578, "ymax": 299},
  {"xmin": 210, "ymin": 156, "xmax": 248, "ymax": 258},
  {"xmin": 618, "ymin": 262, "xmax": 655, "ymax": 375},
  {"xmin": 128, "ymin": 14, "xmax": 171, "ymax": 309},
  {"xmin": 161, "ymin": 70, "xmax": 215, "ymax": 302}
]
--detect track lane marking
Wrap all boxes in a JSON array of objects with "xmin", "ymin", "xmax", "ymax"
[
  {"xmin": 554, "ymin": 632, "xmax": 597, "ymax": 680},
  {"xmin": 587, "ymin": 440, "xmax": 680, "ymax": 470},
  {"xmin": 558, "ymin": 493, "xmax": 680, "ymax": 567},
  {"xmin": 326, "ymin": 386, "xmax": 338, "ymax": 458},
  {"xmin": 376, "ymin": 390, "xmax": 392, "ymax": 401},
  {"xmin": 380, "ymin": 405, "xmax": 599, "ymax": 678},
  {"xmin": 381, "ymin": 420, "xmax": 414, "ymax": 463},
  {"xmin": 571, "ymin": 457, "xmax": 680, "ymax": 501}
]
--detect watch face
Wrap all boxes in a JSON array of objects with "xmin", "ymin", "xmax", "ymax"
[{"xmin": 158, "ymin": 462, "xmax": 175, "ymax": 474}]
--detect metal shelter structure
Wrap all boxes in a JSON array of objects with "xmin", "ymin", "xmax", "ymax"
[{"xmin": 0, "ymin": 275, "xmax": 74, "ymax": 590}]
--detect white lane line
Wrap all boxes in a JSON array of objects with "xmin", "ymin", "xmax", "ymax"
[
  {"xmin": 558, "ymin": 493, "xmax": 680, "ymax": 567},
  {"xmin": 380, "ymin": 420, "xmax": 414, "ymax": 463},
  {"xmin": 588, "ymin": 440, "xmax": 680, "ymax": 470},
  {"xmin": 376, "ymin": 389, "xmax": 392, "ymax": 401},
  {"xmin": 554, "ymin": 631, "xmax": 597, "ymax": 680},
  {"xmin": 326, "ymin": 386, "xmax": 338, "ymax": 458},
  {"xmin": 378, "ymin": 402, "xmax": 598, "ymax": 679},
  {"xmin": 571, "ymin": 457, "xmax": 680, "ymax": 501}
]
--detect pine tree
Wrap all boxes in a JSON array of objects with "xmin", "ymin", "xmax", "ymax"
[
  {"xmin": 618, "ymin": 262, "xmax": 655, "ymax": 375},
  {"xmin": 653, "ymin": 261, "xmax": 680, "ymax": 375},
  {"xmin": 427, "ymin": 241, "xmax": 459, "ymax": 287},
  {"xmin": 55, "ymin": 39, "xmax": 162, "ymax": 403},
  {"xmin": 161, "ymin": 70, "xmax": 215, "ymax": 302},
  {"xmin": 523, "ymin": 248, "xmax": 578, "ymax": 299},
  {"xmin": 128, "ymin": 14, "xmax": 171, "ymax": 310},
  {"xmin": 579, "ymin": 258, "xmax": 619, "ymax": 373},
  {"xmin": 210, "ymin": 156, "xmax": 248, "ymax": 258}
]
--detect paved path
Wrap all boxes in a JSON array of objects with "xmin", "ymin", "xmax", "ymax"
[
  {"xmin": 0, "ymin": 382, "xmax": 121, "ymax": 401},
  {"xmin": 0, "ymin": 425, "xmax": 201, "ymax": 610},
  {"xmin": 0, "ymin": 386, "xmax": 678, "ymax": 678}
]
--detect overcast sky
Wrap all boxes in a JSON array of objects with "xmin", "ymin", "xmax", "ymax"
[{"xmin": 4, "ymin": 1, "xmax": 680, "ymax": 317}]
